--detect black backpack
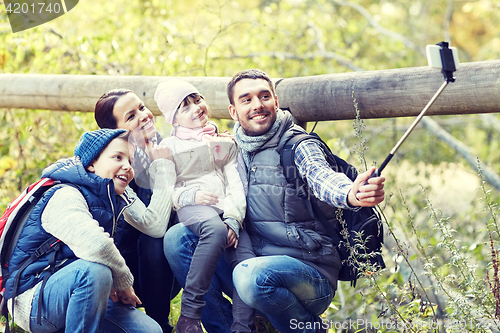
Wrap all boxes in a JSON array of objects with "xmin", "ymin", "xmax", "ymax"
[{"xmin": 280, "ymin": 132, "xmax": 385, "ymax": 287}]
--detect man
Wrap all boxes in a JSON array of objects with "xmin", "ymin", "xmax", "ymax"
[{"xmin": 227, "ymin": 69, "xmax": 385, "ymax": 333}]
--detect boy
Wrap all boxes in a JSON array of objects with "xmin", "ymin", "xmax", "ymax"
[{"xmin": 3, "ymin": 129, "xmax": 162, "ymax": 333}]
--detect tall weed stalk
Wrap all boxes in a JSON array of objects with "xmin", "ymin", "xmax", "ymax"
[{"xmin": 347, "ymin": 96, "xmax": 500, "ymax": 332}]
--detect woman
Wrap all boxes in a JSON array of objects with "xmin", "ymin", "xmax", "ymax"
[{"xmin": 94, "ymin": 89, "xmax": 233, "ymax": 333}]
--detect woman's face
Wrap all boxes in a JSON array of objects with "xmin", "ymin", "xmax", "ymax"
[{"xmin": 113, "ymin": 93, "xmax": 157, "ymax": 143}]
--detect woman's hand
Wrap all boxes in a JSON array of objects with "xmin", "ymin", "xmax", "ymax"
[
  {"xmin": 194, "ymin": 191, "xmax": 219, "ymax": 206},
  {"xmin": 145, "ymin": 143, "xmax": 172, "ymax": 161}
]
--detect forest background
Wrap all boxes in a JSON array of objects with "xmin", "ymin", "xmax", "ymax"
[{"xmin": 1, "ymin": 0, "xmax": 500, "ymax": 332}]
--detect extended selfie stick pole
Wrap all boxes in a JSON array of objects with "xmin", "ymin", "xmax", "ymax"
[
  {"xmin": 369, "ymin": 80, "xmax": 449, "ymax": 178},
  {"xmin": 368, "ymin": 42, "xmax": 457, "ymax": 179}
]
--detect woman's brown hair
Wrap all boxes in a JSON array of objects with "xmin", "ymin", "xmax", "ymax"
[{"xmin": 94, "ymin": 89, "xmax": 133, "ymax": 129}]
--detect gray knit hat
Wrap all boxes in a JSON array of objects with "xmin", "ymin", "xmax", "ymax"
[
  {"xmin": 74, "ymin": 128, "xmax": 126, "ymax": 167},
  {"xmin": 154, "ymin": 79, "xmax": 199, "ymax": 124}
]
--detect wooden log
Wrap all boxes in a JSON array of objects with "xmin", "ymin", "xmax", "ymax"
[
  {"xmin": 0, "ymin": 74, "xmax": 233, "ymax": 119},
  {"xmin": 276, "ymin": 60, "xmax": 500, "ymax": 121},
  {"xmin": 0, "ymin": 60, "xmax": 499, "ymax": 120}
]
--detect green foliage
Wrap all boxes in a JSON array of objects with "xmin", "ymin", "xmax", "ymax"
[{"xmin": 1, "ymin": 0, "xmax": 500, "ymax": 332}]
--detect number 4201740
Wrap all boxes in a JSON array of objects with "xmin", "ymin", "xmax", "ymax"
[{"xmin": 5, "ymin": 2, "xmax": 62, "ymax": 14}]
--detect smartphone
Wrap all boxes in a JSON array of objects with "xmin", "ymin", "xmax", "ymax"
[{"xmin": 426, "ymin": 44, "xmax": 460, "ymax": 70}]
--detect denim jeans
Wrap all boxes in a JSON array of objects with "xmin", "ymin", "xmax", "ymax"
[
  {"xmin": 164, "ymin": 223, "xmax": 233, "ymax": 333},
  {"xmin": 29, "ymin": 259, "xmax": 162, "ymax": 333},
  {"xmin": 233, "ymin": 255, "xmax": 335, "ymax": 333},
  {"xmin": 119, "ymin": 223, "xmax": 181, "ymax": 333}
]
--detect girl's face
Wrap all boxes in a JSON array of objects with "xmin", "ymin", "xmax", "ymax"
[
  {"xmin": 113, "ymin": 93, "xmax": 157, "ymax": 143},
  {"xmin": 87, "ymin": 138, "xmax": 134, "ymax": 195},
  {"xmin": 173, "ymin": 95, "xmax": 210, "ymax": 129}
]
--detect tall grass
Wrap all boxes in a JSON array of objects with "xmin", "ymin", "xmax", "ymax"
[{"xmin": 319, "ymin": 97, "xmax": 500, "ymax": 333}]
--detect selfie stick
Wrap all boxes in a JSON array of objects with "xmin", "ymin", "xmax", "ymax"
[{"xmin": 368, "ymin": 42, "xmax": 458, "ymax": 179}]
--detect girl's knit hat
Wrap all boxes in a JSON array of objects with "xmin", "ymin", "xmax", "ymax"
[
  {"xmin": 154, "ymin": 79, "xmax": 199, "ymax": 125},
  {"xmin": 74, "ymin": 128, "xmax": 126, "ymax": 167}
]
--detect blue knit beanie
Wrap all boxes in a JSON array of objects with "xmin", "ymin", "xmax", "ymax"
[{"xmin": 74, "ymin": 129, "xmax": 127, "ymax": 167}]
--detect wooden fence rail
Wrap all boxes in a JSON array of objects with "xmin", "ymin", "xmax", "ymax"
[{"xmin": 0, "ymin": 60, "xmax": 499, "ymax": 121}]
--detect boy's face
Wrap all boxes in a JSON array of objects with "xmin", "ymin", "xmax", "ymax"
[
  {"xmin": 173, "ymin": 95, "xmax": 209, "ymax": 129},
  {"xmin": 228, "ymin": 78, "xmax": 278, "ymax": 137},
  {"xmin": 87, "ymin": 138, "xmax": 135, "ymax": 195}
]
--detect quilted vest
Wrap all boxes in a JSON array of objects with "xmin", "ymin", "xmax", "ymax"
[
  {"xmin": 245, "ymin": 125, "xmax": 342, "ymax": 272},
  {"xmin": 3, "ymin": 160, "xmax": 130, "ymax": 299}
]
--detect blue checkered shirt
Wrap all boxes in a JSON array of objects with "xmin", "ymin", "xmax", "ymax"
[{"xmin": 295, "ymin": 140, "xmax": 356, "ymax": 210}]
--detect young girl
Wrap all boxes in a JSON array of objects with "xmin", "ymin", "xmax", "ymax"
[
  {"xmin": 95, "ymin": 88, "xmax": 234, "ymax": 333},
  {"xmin": 154, "ymin": 79, "xmax": 255, "ymax": 333},
  {"xmin": 3, "ymin": 128, "xmax": 162, "ymax": 332}
]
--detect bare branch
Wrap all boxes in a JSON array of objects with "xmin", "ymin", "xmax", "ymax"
[
  {"xmin": 421, "ymin": 117, "xmax": 500, "ymax": 192},
  {"xmin": 443, "ymin": 0, "xmax": 454, "ymax": 43},
  {"xmin": 329, "ymin": 0, "xmax": 423, "ymax": 56},
  {"xmin": 307, "ymin": 22, "xmax": 326, "ymax": 54},
  {"xmin": 211, "ymin": 51, "xmax": 365, "ymax": 72},
  {"xmin": 479, "ymin": 114, "xmax": 500, "ymax": 134}
]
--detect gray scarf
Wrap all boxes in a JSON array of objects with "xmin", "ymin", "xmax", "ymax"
[{"xmin": 234, "ymin": 110, "xmax": 293, "ymax": 169}]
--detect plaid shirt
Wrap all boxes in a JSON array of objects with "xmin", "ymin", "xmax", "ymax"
[{"xmin": 295, "ymin": 140, "xmax": 356, "ymax": 210}]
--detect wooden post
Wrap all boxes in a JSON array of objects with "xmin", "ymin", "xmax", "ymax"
[{"xmin": 0, "ymin": 60, "xmax": 499, "ymax": 121}]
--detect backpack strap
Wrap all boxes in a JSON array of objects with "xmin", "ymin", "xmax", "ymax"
[
  {"xmin": 2, "ymin": 183, "xmax": 78, "ymax": 328},
  {"xmin": 280, "ymin": 133, "xmax": 344, "ymax": 236},
  {"xmin": 281, "ymin": 133, "xmax": 329, "ymax": 198},
  {"xmin": 36, "ymin": 239, "xmax": 62, "ymax": 325},
  {"xmin": 279, "ymin": 132, "xmax": 368, "ymax": 287},
  {"xmin": 9, "ymin": 235, "xmax": 61, "ymax": 325}
]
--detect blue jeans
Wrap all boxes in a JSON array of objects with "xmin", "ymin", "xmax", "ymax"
[
  {"xmin": 29, "ymin": 259, "xmax": 162, "ymax": 333},
  {"xmin": 118, "ymin": 223, "xmax": 181, "ymax": 333},
  {"xmin": 233, "ymin": 255, "xmax": 335, "ymax": 333},
  {"xmin": 164, "ymin": 223, "xmax": 233, "ymax": 333}
]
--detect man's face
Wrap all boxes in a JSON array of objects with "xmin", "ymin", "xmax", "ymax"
[{"xmin": 228, "ymin": 78, "xmax": 278, "ymax": 136}]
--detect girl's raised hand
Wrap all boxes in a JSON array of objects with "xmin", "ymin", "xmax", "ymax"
[{"xmin": 218, "ymin": 129, "xmax": 234, "ymax": 139}]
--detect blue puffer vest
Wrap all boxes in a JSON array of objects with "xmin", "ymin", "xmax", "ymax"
[
  {"xmin": 245, "ymin": 124, "xmax": 342, "ymax": 275},
  {"xmin": 3, "ymin": 157, "xmax": 133, "ymax": 300}
]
